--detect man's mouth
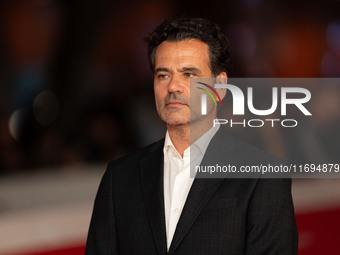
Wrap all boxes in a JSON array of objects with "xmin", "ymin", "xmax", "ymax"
[{"xmin": 166, "ymin": 101, "xmax": 186, "ymax": 106}]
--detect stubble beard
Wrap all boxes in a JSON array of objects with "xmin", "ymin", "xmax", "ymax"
[
  {"xmin": 158, "ymin": 92, "xmax": 190, "ymax": 126},
  {"xmin": 159, "ymin": 108, "xmax": 190, "ymax": 126},
  {"xmin": 157, "ymin": 92, "xmax": 215, "ymax": 127}
]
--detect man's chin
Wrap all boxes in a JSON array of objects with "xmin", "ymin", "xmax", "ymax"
[
  {"xmin": 161, "ymin": 117, "xmax": 190, "ymax": 126},
  {"xmin": 166, "ymin": 120, "xmax": 190, "ymax": 126},
  {"xmin": 160, "ymin": 114, "xmax": 205, "ymax": 127}
]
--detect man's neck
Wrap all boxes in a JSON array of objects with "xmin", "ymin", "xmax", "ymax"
[{"xmin": 167, "ymin": 118, "xmax": 215, "ymax": 157}]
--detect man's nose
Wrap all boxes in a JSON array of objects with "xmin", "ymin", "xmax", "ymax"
[{"xmin": 168, "ymin": 75, "xmax": 184, "ymax": 93}]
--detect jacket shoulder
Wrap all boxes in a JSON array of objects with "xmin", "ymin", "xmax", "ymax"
[{"xmin": 106, "ymin": 138, "xmax": 164, "ymax": 176}]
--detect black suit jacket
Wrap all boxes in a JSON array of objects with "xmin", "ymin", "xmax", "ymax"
[{"xmin": 85, "ymin": 129, "xmax": 298, "ymax": 254}]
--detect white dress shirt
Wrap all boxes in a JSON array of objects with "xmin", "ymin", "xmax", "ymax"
[{"xmin": 163, "ymin": 125, "xmax": 220, "ymax": 249}]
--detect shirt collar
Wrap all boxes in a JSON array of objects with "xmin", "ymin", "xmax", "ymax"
[
  {"xmin": 193, "ymin": 124, "xmax": 220, "ymax": 156},
  {"xmin": 163, "ymin": 124, "xmax": 220, "ymax": 158}
]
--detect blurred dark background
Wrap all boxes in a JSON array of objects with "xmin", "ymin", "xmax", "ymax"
[
  {"xmin": 0, "ymin": 1, "xmax": 340, "ymax": 255},
  {"xmin": 0, "ymin": 0, "xmax": 339, "ymax": 172}
]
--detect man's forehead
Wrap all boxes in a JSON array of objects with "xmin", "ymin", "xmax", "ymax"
[{"xmin": 154, "ymin": 40, "xmax": 210, "ymax": 70}]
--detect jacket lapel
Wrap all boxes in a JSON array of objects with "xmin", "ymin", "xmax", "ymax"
[
  {"xmin": 168, "ymin": 177, "xmax": 224, "ymax": 254},
  {"xmin": 140, "ymin": 140, "xmax": 167, "ymax": 255},
  {"xmin": 168, "ymin": 128, "xmax": 237, "ymax": 254}
]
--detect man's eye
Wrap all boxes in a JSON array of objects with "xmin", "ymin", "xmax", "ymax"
[
  {"xmin": 158, "ymin": 74, "xmax": 168, "ymax": 80},
  {"xmin": 184, "ymin": 72, "xmax": 195, "ymax": 78}
]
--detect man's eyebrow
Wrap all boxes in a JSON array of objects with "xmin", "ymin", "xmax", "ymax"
[
  {"xmin": 154, "ymin": 66, "xmax": 202, "ymax": 74},
  {"xmin": 179, "ymin": 67, "xmax": 202, "ymax": 74},
  {"xmin": 154, "ymin": 67, "xmax": 170, "ymax": 73}
]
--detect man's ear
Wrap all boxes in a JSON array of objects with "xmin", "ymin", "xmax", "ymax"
[{"xmin": 216, "ymin": 72, "xmax": 228, "ymax": 100}]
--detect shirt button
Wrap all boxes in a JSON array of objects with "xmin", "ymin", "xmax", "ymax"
[{"xmin": 174, "ymin": 208, "xmax": 180, "ymax": 213}]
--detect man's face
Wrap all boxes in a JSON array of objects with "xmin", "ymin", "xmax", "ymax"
[{"xmin": 153, "ymin": 39, "xmax": 214, "ymax": 126}]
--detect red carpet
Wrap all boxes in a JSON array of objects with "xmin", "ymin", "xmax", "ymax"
[
  {"xmin": 296, "ymin": 207, "xmax": 340, "ymax": 255},
  {"xmin": 25, "ymin": 245, "xmax": 85, "ymax": 255},
  {"xmin": 16, "ymin": 207, "xmax": 340, "ymax": 255}
]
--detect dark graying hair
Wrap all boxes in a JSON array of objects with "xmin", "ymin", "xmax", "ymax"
[{"xmin": 145, "ymin": 17, "xmax": 232, "ymax": 76}]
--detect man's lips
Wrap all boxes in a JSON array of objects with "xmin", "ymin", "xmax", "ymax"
[{"xmin": 166, "ymin": 101, "xmax": 186, "ymax": 106}]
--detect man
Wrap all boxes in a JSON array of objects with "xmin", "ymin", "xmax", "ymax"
[{"xmin": 85, "ymin": 17, "xmax": 298, "ymax": 254}]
